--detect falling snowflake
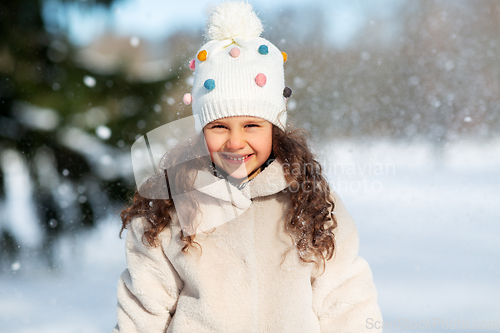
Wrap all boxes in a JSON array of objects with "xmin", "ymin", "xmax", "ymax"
[
  {"xmin": 130, "ymin": 36, "xmax": 140, "ymax": 47},
  {"xmin": 96, "ymin": 125, "xmax": 112, "ymax": 140},
  {"xmin": 83, "ymin": 75, "xmax": 96, "ymax": 88}
]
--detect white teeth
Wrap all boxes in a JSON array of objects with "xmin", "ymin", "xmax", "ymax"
[{"xmin": 224, "ymin": 154, "xmax": 249, "ymax": 161}]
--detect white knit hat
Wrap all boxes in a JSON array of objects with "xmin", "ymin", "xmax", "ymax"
[{"xmin": 183, "ymin": 1, "xmax": 291, "ymax": 130}]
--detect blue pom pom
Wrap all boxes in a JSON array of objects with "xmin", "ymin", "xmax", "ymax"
[
  {"xmin": 204, "ymin": 79, "xmax": 215, "ymax": 91},
  {"xmin": 258, "ymin": 45, "xmax": 269, "ymax": 55}
]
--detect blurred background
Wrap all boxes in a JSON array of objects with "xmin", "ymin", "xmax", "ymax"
[{"xmin": 0, "ymin": 0, "xmax": 499, "ymax": 332}]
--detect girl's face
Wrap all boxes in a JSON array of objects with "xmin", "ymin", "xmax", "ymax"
[{"xmin": 203, "ymin": 116, "xmax": 273, "ymax": 183}]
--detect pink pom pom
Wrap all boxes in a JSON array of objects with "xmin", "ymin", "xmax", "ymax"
[
  {"xmin": 255, "ymin": 73, "xmax": 266, "ymax": 87},
  {"xmin": 230, "ymin": 47, "xmax": 241, "ymax": 58},
  {"xmin": 183, "ymin": 93, "xmax": 192, "ymax": 105},
  {"xmin": 189, "ymin": 59, "xmax": 195, "ymax": 70}
]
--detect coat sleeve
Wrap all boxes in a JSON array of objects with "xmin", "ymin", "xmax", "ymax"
[
  {"xmin": 112, "ymin": 217, "xmax": 184, "ymax": 333},
  {"xmin": 311, "ymin": 192, "xmax": 383, "ymax": 332}
]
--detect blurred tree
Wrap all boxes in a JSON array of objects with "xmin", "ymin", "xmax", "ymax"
[
  {"xmin": 0, "ymin": 0, "xmax": 194, "ymax": 269},
  {"xmin": 392, "ymin": 0, "xmax": 500, "ymax": 158},
  {"xmin": 263, "ymin": 1, "xmax": 500, "ymax": 143}
]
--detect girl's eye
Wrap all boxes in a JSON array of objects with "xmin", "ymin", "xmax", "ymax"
[
  {"xmin": 245, "ymin": 124, "xmax": 258, "ymax": 128},
  {"xmin": 211, "ymin": 124, "xmax": 226, "ymax": 129}
]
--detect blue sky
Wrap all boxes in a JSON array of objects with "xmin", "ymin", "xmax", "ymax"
[{"xmin": 43, "ymin": 0, "xmax": 402, "ymax": 48}]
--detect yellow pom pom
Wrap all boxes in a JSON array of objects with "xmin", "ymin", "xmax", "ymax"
[
  {"xmin": 197, "ymin": 50, "xmax": 207, "ymax": 62},
  {"xmin": 282, "ymin": 52, "xmax": 288, "ymax": 63}
]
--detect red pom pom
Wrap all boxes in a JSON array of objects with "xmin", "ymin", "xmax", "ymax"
[
  {"xmin": 230, "ymin": 47, "xmax": 240, "ymax": 58},
  {"xmin": 255, "ymin": 73, "xmax": 266, "ymax": 87},
  {"xmin": 189, "ymin": 59, "xmax": 195, "ymax": 70},
  {"xmin": 183, "ymin": 93, "xmax": 192, "ymax": 105}
]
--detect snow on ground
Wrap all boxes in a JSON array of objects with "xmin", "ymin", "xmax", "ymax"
[
  {"xmin": 1, "ymin": 139, "xmax": 499, "ymax": 332},
  {"xmin": 321, "ymin": 139, "xmax": 500, "ymax": 332},
  {"xmin": 0, "ymin": 219, "xmax": 126, "ymax": 333}
]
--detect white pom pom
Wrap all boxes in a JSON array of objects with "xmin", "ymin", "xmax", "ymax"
[{"xmin": 206, "ymin": 1, "xmax": 263, "ymax": 41}]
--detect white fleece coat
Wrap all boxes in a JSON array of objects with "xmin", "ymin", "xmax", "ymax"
[{"xmin": 113, "ymin": 160, "xmax": 383, "ymax": 332}]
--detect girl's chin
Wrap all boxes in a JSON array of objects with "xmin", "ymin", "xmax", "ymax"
[
  {"xmin": 227, "ymin": 171, "xmax": 250, "ymax": 182},
  {"xmin": 221, "ymin": 166, "xmax": 250, "ymax": 181},
  {"xmin": 212, "ymin": 161, "xmax": 250, "ymax": 181}
]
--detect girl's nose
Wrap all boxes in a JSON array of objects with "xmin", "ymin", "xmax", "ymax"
[{"xmin": 226, "ymin": 130, "xmax": 246, "ymax": 150}]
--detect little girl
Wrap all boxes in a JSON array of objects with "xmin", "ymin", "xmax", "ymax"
[{"xmin": 113, "ymin": 2, "xmax": 382, "ymax": 332}]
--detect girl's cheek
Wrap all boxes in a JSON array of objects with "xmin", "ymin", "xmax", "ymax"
[
  {"xmin": 204, "ymin": 133, "xmax": 219, "ymax": 153},
  {"xmin": 209, "ymin": 152, "xmax": 217, "ymax": 163}
]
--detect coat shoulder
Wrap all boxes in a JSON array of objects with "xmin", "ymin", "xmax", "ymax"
[{"xmin": 127, "ymin": 215, "xmax": 175, "ymax": 250}]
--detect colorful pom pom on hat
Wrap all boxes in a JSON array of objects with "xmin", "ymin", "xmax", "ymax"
[{"xmin": 187, "ymin": 1, "xmax": 289, "ymax": 131}]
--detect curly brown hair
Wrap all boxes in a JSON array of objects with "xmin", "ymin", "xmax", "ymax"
[{"xmin": 120, "ymin": 125, "xmax": 337, "ymax": 270}]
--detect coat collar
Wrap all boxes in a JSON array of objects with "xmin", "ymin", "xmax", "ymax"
[
  {"xmin": 193, "ymin": 159, "xmax": 289, "ymax": 209},
  {"xmin": 175, "ymin": 159, "xmax": 289, "ymax": 235}
]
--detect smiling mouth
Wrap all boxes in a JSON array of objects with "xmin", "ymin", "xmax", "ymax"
[{"xmin": 222, "ymin": 153, "xmax": 253, "ymax": 161}]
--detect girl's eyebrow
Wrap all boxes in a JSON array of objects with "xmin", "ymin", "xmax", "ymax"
[
  {"xmin": 209, "ymin": 118, "xmax": 266, "ymax": 127},
  {"xmin": 242, "ymin": 119, "xmax": 266, "ymax": 124},
  {"xmin": 209, "ymin": 121, "xmax": 225, "ymax": 126}
]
